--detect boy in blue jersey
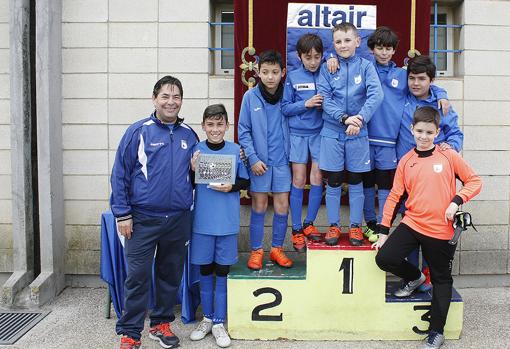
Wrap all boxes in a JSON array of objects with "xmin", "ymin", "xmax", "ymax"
[
  {"xmin": 317, "ymin": 22, "xmax": 383, "ymax": 247},
  {"xmin": 397, "ymin": 55, "xmax": 463, "ymax": 159},
  {"xmin": 397, "ymin": 55, "xmax": 463, "ymax": 292},
  {"xmin": 326, "ymin": 27, "xmax": 450, "ymax": 243},
  {"xmin": 238, "ymin": 50, "xmax": 293, "ymax": 270},
  {"xmin": 282, "ymin": 33, "xmax": 324, "ymax": 252},
  {"xmin": 189, "ymin": 104, "xmax": 249, "ymax": 348}
]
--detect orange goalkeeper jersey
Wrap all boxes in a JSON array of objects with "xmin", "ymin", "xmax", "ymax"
[{"xmin": 381, "ymin": 146, "xmax": 482, "ymax": 240}]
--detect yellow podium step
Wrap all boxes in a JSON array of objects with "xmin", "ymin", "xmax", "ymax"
[{"xmin": 228, "ymin": 234, "xmax": 463, "ymax": 341}]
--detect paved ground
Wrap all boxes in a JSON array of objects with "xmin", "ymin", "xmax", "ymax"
[{"xmin": 2, "ymin": 286, "xmax": 510, "ymax": 349}]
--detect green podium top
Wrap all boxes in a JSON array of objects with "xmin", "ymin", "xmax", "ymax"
[{"xmin": 229, "ymin": 259, "xmax": 306, "ymax": 280}]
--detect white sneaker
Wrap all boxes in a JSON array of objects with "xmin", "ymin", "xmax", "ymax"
[
  {"xmin": 394, "ymin": 273, "xmax": 426, "ymax": 297},
  {"xmin": 212, "ymin": 323, "xmax": 231, "ymax": 348},
  {"xmin": 190, "ymin": 318, "xmax": 213, "ymax": 341}
]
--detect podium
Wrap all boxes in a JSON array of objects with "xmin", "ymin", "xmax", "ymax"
[{"xmin": 227, "ymin": 234, "xmax": 462, "ymax": 341}]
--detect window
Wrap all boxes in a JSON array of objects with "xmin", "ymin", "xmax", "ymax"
[
  {"xmin": 429, "ymin": 2, "xmax": 462, "ymax": 77},
  {"xmin": 211, "ymin": 2, "xmax": 234, "ymax": 75}
]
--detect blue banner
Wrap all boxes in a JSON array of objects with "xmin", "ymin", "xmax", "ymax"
[{"xmin": 286, "ymin": 3, "xmax": 377, "ymax": 71}]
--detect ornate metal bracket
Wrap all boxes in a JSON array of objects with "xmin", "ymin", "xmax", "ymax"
[{"xmin": 240, "ymin": 46, "xmax": 258, "ymax": 88}]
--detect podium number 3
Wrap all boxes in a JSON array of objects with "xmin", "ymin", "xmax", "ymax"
[
  {"xmin": 252, "ymin": 287, "xmax": 283, "ymax": 321},
  {"xmin": 339, "ymin": 258, "xmax": 354, "ymax": 294}
]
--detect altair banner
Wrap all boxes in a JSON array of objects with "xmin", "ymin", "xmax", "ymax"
[{"xmin": 287, "ymin": 3, "xmax": 377, "ymax": 72}]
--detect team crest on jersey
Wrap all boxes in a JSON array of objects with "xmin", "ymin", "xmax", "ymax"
[
  {"xmin": 391, "ymin": 78, "xmax": 399, "ymax": 88},
  {"xmin": 354, "ymin": 74, "xmax": 362, "ymax": 84},
  {"xmin": 433, "ymin": 164, "xmax": 443, "ymax": 173},
  {"xmin": 181, "ymin": 139, "xmax": 188, "ymax": 149}
]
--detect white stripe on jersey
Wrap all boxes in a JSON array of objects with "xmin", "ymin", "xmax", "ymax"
[{"xmin": 138, "ymin": 134, "xmax": 148, "ymax": 180}]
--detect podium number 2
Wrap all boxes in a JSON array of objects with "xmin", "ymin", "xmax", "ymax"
[
  {"xmin": 339, "ymin": 258, "xmax": 354, "ymax": 294},
  {"xmin": 251, "ymin": 287, "xmax": 283, "ymax": 321}
]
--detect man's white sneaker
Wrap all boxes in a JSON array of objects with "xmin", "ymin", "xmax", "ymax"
[
  {"xmin": 212, "ymin": 323, "xmax": 231, "ymax": 348},
  {"xmin": 190, "ymin": 318, "xmax": 213, "ymax": 341}
]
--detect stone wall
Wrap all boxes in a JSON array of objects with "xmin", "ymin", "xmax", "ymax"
[
  {"xmin": 61, "ymin": 0, "xmax": 233, "ymax": 275},
  {"xmin": 454, "ymin": 0, "xmax": 510, "ymax": 275},
  {"xmin": 0, "ymin": 0, "xmax": 12, "ymax": 273},
  {"xmin": 2, "ymin": 0, "xmax": 509, "ymax": 280}
]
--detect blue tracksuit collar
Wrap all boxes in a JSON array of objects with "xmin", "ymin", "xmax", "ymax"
[
  {"xmin": 410, "ymin": 87, "xmax": 438, "ymax": 104},
  {"xmin": 150, "ymin": 111, "xmax": 184, "ymax": 127},
  {"xmin": 376, "ymin": 60, "xmax": 396, "ymax": 70},
  {"xmin": 301, "ymin": 64, "xmax": 320, "ymax": 76},
  {"xmin": 337, "ymin": 53, "xmax": 359, "ymax": 64}
]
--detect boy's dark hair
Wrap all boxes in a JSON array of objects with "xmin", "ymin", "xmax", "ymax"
[
  {"xmin": 367, "ymin": 26, "xmax": 399, "ymax": 50},
  {"xmin": 413, "ymin": 106, "xmax": 440, "ymax": 128},
  {"xmin": 202, "ymin": 103, "xmax": 228, "ymax": 124},
  {"xmin": 332, "ymin": 22, "xmax": 358, "ymax": 36},
  {"xmin": 258, "ymin": 50, "xmax": 284, "ymax": 69},
  {"xmin": 296, "ymin": 33, "xmax": 324, "ymax": 56},
  {"xmin": 153, "ymin": 75, "xmax": 183, "ymax": 98},
  {"xmin": 407, "ymin": 55, "xmax": 436, "ymax": 81}
]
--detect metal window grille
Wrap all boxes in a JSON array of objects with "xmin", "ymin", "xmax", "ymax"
[
  {"xmin": 430, "ymin": 1, "xmax": 463, "ymax": 76},
  {"xmin": 210, "ymin": 7, "xmax": 235, "ymax": 75}
]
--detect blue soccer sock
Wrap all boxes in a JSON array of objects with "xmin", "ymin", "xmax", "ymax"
[
  {"xmin": 213, "ymin": 276, "xmax": 227, "ymax": 324},
  {"xmin": 348, "ymin": 182, "xmax": 364, "ymax": 226},
  {"xmin": 363, "ymin": 186, "xmax": 377, "ymax": 223},
  {"xmin": 290, "ymin": 185, "xmax": 304, "ymax": 230},
  {"xmin": 304, "ymin": 184, "xmax": 322, "ymax": 224},
  {"xmin": 249, "ymin": 209, "xmax": 265, "ymax": 250},
  {"xmin": 199, "ymin": 273, "xmax": 214, "ymax": 319},
  {"xmin": 377, "ymin": 189, "xmax": 390, "ymax": 223},
  {"xmin": 325, "ymin": 185, "xmax": 341, "ymax": 226},
  {"xmin": 271, "ymin": 213, "xmax": 288, "ymax": 247}
]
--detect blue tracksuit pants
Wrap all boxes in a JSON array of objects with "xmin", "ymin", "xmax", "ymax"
[{"xmin": 116, "ymin": 210, "xmax": 191, "ymax": 340}]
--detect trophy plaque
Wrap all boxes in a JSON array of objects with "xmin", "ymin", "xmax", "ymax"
[{"xmin": 195, "ymin": 154, "xmax": 236, "ymax": 185}]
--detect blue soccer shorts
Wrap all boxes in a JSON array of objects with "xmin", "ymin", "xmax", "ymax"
[
  {"xmin": 370, "ymin": 144, "xmax": 398, "ymax": 170},
  {"xmin": 319, "ymin": 135, "xmax": 370, "ymax": 173},
  {"xmin": 190, "ymin": 233, "xmax": 238, "ymax": 266},
  {"xmin": 250, "ymin": 164, "xmax": 291, "ymax": 193},
  {"xmin": 289, "ymin": 133, "xmax": 321, "ymax": 164}
]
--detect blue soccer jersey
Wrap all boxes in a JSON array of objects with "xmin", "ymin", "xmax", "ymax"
[{"xmin": 192, "ymin": 141, "xmax": 249, "ymax": 236}]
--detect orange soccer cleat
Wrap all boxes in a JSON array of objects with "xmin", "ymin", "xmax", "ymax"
[
  {"xmin": 349, "ymin": 226, "xmax": 364, "ymax": 246},
  {"xmin": 269, "ymin": 247, "xmax": 293, "ymax": 268},
  {"xmin": 303, "ymin": 222, "xmax": 322, "ymax": 242},
  {"xmin": 247, "ymin": 248, "xmax": 264, "ymax": 270},
  {"xmin": 291, "ymin": 229, "xmax": 307, "ymax": 253},
  {"xmin": 325, "ymin": 225, "xmax": 341, "ymax": 246}
]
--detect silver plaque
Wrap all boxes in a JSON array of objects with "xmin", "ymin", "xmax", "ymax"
[{"xmin": 195, "ymin": 154, "xmax": 236, "ymax": 184}]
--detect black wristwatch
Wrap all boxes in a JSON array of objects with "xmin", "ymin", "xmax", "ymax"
[{"xmin": 341, "ymin": 115, "xmax": 349, "ymax": 125}]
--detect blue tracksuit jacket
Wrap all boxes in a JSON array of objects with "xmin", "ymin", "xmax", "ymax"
[
  {"xmin": 238, "ymin": 86, "xmax": 290, "ymax": 167},
  {"xmin": 396, "ymin": 90, "xmax": 464, "ymax": 159},
  {"xmin": 281, "ymin": 65, "xmax": 323, "ymax": 136},
  {"xmin": 317, "ymin": 53, "xmax": 383, "ymax": 139},
  {"xmin": 368, "ymin": 61, "xmax": 449, "ymax": 148},
  {"xmin": 110, "ymin": 113, "xmax": 198, "ymax": 218}
]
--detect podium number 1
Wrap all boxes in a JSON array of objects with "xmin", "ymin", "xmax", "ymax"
[{"xmin": 339, "ymin": 258, "xmax": 354, "ymax": 294}]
